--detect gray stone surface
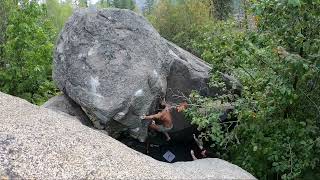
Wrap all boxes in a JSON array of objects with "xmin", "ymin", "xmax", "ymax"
[
  {"xmin": 54, "ymin": 8, "xmax": 171, "ymax": 141},
  {"xmin": 42, "ymin": 94, "xmax": 93, "ymax": 127},
  {"xmin": 221, "ymin": 73, "xmax": 243, "ymax": 95},
  {"xmin": 164, "ymin": 41, "xmax": 216, "ymax": 133},
  {"xmin": 0, "ymin": 92, "xmax": 255, "ymax": 179},
  {"xmin": 165, "ymin": 40, "xmax": 213, "ymax": 100}
]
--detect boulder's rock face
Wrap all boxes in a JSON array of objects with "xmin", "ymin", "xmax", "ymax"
[
  {"xmin": 53, "ymin": 8, "xmax": 220, "ymax": 141},
  {"xmin": 41, "ymin": 94, "xmax": 93, "ymax": 127},
  {"xmin": 0, "ymin": 92, "xmax": 255, "ymax": 179},
  {"xmin": 164, "ymin": 41, "xmax": 216, "ymax": 133},
  {"xmin": 54, "ymin": 9, "xmax": 172, "ymax": 140},
  {"xmin": 165, "ymin": 41, "xmax": 213, "ymax": 100}
]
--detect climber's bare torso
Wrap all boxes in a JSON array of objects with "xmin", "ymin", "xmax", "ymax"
[{"xmin": 142, "ymin": 102, "xmax": 188, "ymax": 141}]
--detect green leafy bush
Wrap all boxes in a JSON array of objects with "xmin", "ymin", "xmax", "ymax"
[
  {"xmin": 45, "ymin": 0, "xmax": 73, "ymax": 32},
  {"xmin": 169, "ymin": 0, "xmax": 320, "ymax": 179},
  {"xmin": 148, "ymin": 0, "xmax": 211, "ymax": 42},
  {"xmin": 0, "ymin": 1, "xmax": 57, "ymax": 105}
]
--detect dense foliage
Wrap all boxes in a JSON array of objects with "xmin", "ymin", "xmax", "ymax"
[
  {"xmin": 210, "ymin": 0, "xmax": 233, "ymax": 20},
  {"xmin": 112, "ymin": 0, "xmax": 136, "ymax": 10},
  {"xmin": 46, "ymin": 0, "xmax": 73, "ymax": 31},
  {"xmin": 149, "ymin": 0, "xmax": 320, "ymax": 179},
  {"xmin": 147, "ymin": 0, "xmax": 211, "ymax": 43},
  {"xmin": 0, "ymin": 1, "xmax": 57, "ymax": 104},
  {"xmin": 0, "ymin": 0, "xmax": 17, "ymax": 48}
]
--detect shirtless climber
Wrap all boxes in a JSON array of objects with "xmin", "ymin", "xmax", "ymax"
[{"xmin": 141, "ymin": 101, "xmax": 188, "ymax": 141}]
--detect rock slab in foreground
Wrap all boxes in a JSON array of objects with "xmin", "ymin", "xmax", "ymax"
[
  {"xmin": 53, "ymin": 8, "xmax": 221, "ymax": 141},
  {"xmin": 0, "ymin": 92, "xmax": 255, "ymax": 179}
]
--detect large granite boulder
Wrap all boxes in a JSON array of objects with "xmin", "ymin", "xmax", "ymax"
[
  {"xmin": 53, "ymin": 8, "xmax": 237, "ymax": 141},
  {"xmin": 54, "ymin": 8, "xmax": 170, "ymax": 141},
  {"xmin": 0, "ymin": 92, "xmax": 255, "ymax": 179}
]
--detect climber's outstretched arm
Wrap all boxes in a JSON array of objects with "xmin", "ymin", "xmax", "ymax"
[{"xmin": 143, "ymin": 112, "xmax": 162, "ymax": 120}]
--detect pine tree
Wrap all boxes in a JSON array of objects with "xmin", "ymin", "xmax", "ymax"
[
  {"xmin": 143, "ymin": 0, "xmax": 155, "ymax": 15},
  {"xmin": 111, "ymin": 0, "xmax": 136, "ymax": 10},
  {"xmin": 78, "ymin": 0, "xmax": 88, "ymax": 8},
  {"xmin": 210, "ymin": 0, "xmax": 232, "ymax": 20},
  {"xmin": 97, "ymin": 0, "xmax": 110, "ymax": 8}
]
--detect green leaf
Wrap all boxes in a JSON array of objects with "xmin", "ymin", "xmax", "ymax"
[{"xmin": 288, "ymin": 0, "xmax": 301, "ymax": 7}]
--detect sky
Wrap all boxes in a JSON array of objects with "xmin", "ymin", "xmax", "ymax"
[{"xmin": 90, "ymin": 0, "xmax": 100, "ymax": 3}]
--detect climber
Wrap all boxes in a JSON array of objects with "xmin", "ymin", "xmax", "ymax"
[{"xmin": 141, "ymin": 101, "xmax": 188, "ymax": 141}]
